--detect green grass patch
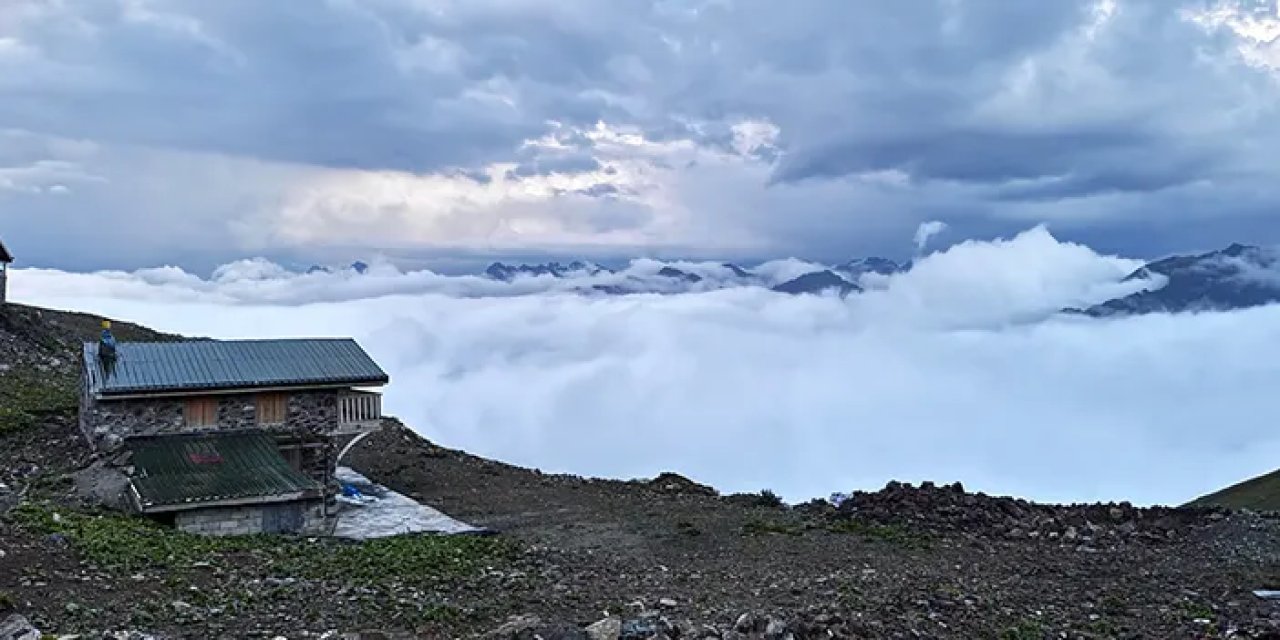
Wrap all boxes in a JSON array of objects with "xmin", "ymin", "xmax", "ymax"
[
  {"xmin": 998, "ymin": 619, "xmax": 1046, "ymax": 640},
  {"xmin": 0, "ymin": 367, "xmax": 76, "ymax": 434},
  {"xmin": 675, "ymin": 520, "xmax": 701, "ymax": 536},
  {"xmin": 827, "ymin": 518, "xmax": 932, "ymax": 548},
  {"xmin": 725, "ymin": 489, "xmax": 786, "ymax": 509},
  {"xmin": 741, "ymin": 517, "xmax": 804, "ymax": 536},
  {"xmin": 1097, "ymin": 593, "xmax": 1128, "ymax": 616},
  {"xmin": 1185, "ymin": 466, "xmax": 1280, "ymax": 510},
  {"xmin": 1179, "ymin": 601, "xmax": 1215, "ymax": 621},
  {"xmin": 9, "ymin": 502, "xmax": 518, "ymax": 585}
]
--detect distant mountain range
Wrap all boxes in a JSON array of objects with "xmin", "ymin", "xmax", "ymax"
[
  {"xmin": 478, "ymin": 242, "xmax": 1280, "ymax": 313},
  {"xmin": 306, "ymin": 261, "xmax": 369, "ymax": 275},
  {"xmin": 304, "ymin": 242, "xmax": 1280, "ymax": 314},
  {"xmin": 481, "ymin": 257, "xmax": 912, "ymax": 296},
  {"xmin": 1068, "ymin": 243, "xmax": 1280, "ymax": 316}
]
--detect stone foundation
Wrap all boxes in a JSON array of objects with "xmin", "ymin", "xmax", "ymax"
[
  {"xmin": 79, "ymin": 388, "xmax": 341, "ymax": 453},
  {"xmin": 175, "ymin": 500, "xmax": 328, "ymax": 536}
]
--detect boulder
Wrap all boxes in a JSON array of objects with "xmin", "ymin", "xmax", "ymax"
[
  {"xmin": 0, "ymin": 614, "xmax": 41, "ymax": 640},
  {"xmin": 72, "ymin": 459, "xmax": 132, "ymax": 511},
  {"xmin": 585, "ymin": 617, "xmax": 622, "ymax": 640}
]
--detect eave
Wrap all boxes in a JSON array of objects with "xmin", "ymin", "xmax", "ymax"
[
  {"xmin": 130, "ymin": 485, "xmax": 323, "ymax": 514},
  {"xmin": 94, "ymin": 379, "xmax": 388, "ymax": 402}
]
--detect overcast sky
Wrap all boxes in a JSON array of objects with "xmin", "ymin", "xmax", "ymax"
[{"xmin": 2, "ymin": 0, "xmax": 1280, "ymax": 273}]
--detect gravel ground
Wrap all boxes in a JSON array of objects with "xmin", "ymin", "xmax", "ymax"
[
  {"xmin": 5, "ymin": 412, "xmax": 1280, "ymax": 638},
  {"xmin": 343, "ymin": 420, "xmax": 1280, "ymax": 639}
]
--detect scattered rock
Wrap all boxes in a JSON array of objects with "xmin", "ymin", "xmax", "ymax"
[
  {"xmin": 823, "ymin": 480, "xmax": 1223, "ymax": 546},
  {"xmin": 482, "ymin": 614, "xmax": 543, "ymax": 639},
  {"xmin": 764, "ymin": 617, "xmax": 788, "ymax": 638},
  {"xmin": 647, "ymin": 472, "xmax": 718, "ymax": 497},
  {"xmin": 0, "ymin": 614, "xmax": 41, "ymax": 640},
  {"xmin": 620, "ymin": 615, "xmax": 667, "ymax": 640},
  {"xmin": 71, "ymin": 459, "xmax": 131, "ymax": 511},
  {"xmin": 585, "ymin": 617, "xmax": 622, "ymax": 640}
]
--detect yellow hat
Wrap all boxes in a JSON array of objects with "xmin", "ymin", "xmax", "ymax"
[{"xmin": 101, "ymin": 320, "xmax": 111, "ymax": 329}]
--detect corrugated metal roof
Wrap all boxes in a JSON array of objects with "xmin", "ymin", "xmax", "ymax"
[
  {"xmin": 129, "ymin": 432, "xmax": 322, "ymax": 511},
  {"xmin": 84, "ymin": 338, "xmax": 389, "ymax": 397}
]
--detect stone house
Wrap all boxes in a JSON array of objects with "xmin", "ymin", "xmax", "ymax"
[
  {"xmin": 79, "ymin": 329, "xmax": 389, "ymax": 535},
  {"xmin": 0, "ymin": 237, "xmax": 12, "ymax": 303}
]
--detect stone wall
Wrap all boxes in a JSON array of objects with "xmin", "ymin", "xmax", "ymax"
[
  {"xmin": 175, "ymin": 500, "xmax": 328, "ymax": 536},
  {"xmin": 80, "ymin": 389, "xmax": 340, "ymax": 453},
  {"xmin": 278, "ymin": 438, "xmax": 337, "ymax": 491}
]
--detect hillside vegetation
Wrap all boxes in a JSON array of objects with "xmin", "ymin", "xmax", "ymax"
[
  {"xmin": 0, "ymin": 304, "xmax": 175, "ymax": 434},
  {"xmin": 1187, "ymin": 470, "xmax": 1280, "ymax": 511}
]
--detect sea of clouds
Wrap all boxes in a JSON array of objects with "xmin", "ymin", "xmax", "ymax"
[{"xmin": 16, "ymin": 226, "xmax": 1280, "ymax": 506}]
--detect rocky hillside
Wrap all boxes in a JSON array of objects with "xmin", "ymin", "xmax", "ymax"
[
  {"xmin": 770, "ymin": 270, "xmax": 861, "ymax": 296},
  {"xmin": 1072, "ymin": 243, "xmax": 1280, "ymax": 316},
  {"xmin": 0, "ymin": 304, "xmax": 176, "ymax": 434},
  {"xmin": 5, "ymin": 304, "xmax": 1280, "ymax": 638},
  {"xmin": 1187, "ymin": 469, "xmax": 1280, "ymax": 512}
]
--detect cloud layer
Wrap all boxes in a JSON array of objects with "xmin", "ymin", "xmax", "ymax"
[
  {"xmin": 4, "ymin": 0, "xmax": 1280, "ymax": 269},
  {"xmin": 17, "ymin": 227, "xmax": 1280, "ymax": 506}
]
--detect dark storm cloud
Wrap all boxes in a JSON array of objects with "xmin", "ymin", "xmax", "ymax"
[
  {"xmin": 0, "ymin": 1, "xmax": 1101, "ymax": 175},
  {"xmin": 3, "ymin": 0, "xmax": 1280, "ymax": 268},
  {"xmin": 0, "ymin": 0, "xmax": 664, "ymax": 172},
  {"xmin": 773, "ymin": 128, "xmax": 1157, "ymax": 185}
]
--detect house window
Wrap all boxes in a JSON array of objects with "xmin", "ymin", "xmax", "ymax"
[
  {"xmin": 257, "ymin": 393, "xmax": 289, "ymax": 426},
  {"xmin": 184, "ymin": 398, "xmax": 218, "ymax": 428}
]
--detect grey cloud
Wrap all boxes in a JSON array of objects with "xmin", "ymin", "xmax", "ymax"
[
  {"xmin": 574, "ymin": 184, "xmax": 620, "ymax": 198},
  {"xmin": 4, "ymin": 0, "xmax": 1280, "ymax": 267},
  {"xmin": 1, "ymin": 1, "xmax": 1098, "ymax": 176},
  {"xmin": 507, "ymin": 154, "xmax": 602, "ymax": 179},
  {"xmin": 773, "ymin": 128, "xmax": 1158, "ymax": 185},
  {"xmin": 754, "ymin": 1, "xmax": 1277, "ymax": 204}
]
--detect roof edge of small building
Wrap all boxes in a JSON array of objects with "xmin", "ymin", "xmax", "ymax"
[
  {"xmin": 95, "ymin": 377, "xmax": 389, "ymax": 400},
  {"xmin": 83, "ymin": 336, "xmax": 390, "ymax": 399}
]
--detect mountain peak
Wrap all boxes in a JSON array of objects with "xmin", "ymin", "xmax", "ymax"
[
  {"xmin": 772, "ymin": 270, "xmax": 861, "ymax": 296},
  {"xmin": 1075, "ymin": 242, "xmax": 1280, "ymax": 316},
  {"xmin": 657, "ymin": 266, "xmax": 702, "ymax": 283},
  {"xmin": 837, "ymin": 257, "xmax": 908, "ymax": 281},
  {"xmin": 483, "ymin": 260, "xmax": 609, "ymax": 282}
]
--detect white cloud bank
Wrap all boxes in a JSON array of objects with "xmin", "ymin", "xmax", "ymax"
[{"xmin": 14, "ymin": 227, "xmax": 1280, "ymax": 506}]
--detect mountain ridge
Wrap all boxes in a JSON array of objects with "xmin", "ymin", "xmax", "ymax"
[
  {"xmin": 1068, "ymin": 243, "xmax": 1280, "ymax": 316},
  {"xmin": 295, "ymin": 241, "xmax": 1280, "ymax": 311}
]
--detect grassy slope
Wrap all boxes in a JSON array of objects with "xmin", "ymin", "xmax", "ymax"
[
  {"xmin": 0, "ymin": 304, "xmax": 175, "ymax": 435},
  {"xmin": 1186, "ymin": 470, "xmax": 1280, "ymax": 510},
  {"xmin": 0, "ymin": 303, "xmax": 176, "ymax": 434}
]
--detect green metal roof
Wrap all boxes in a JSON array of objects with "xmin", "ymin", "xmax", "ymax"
[
  {"xmin": 129, "ymin": 432, "xmax": 323, "ymax": 511},
  {"xmin": 84, "ymin": 338, "xmax": 389, "ymax": 397}
]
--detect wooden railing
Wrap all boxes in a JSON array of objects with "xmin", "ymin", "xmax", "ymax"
[{"xmin": 337, "ymin": 391, "xmax": 382, "ymax": 434}]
